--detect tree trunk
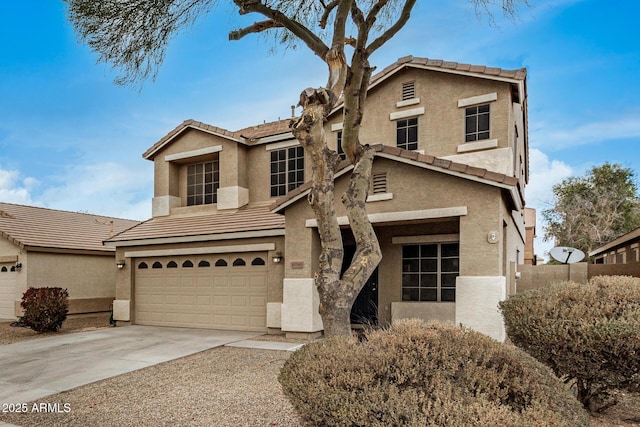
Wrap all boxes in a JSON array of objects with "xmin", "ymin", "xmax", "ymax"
[{"xmin": 292, "ymin": 85, "xmax": 381, "ymax": 337}]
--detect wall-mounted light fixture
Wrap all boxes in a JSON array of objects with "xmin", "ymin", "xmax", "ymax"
[
  {"xmin": 14, "ymin": 262, "xmax": 22, "ymax": 272},
  {"xmin": 272, "ymin": 252, "xmax": 283, "ymax": 264},
  {"xmin": 116, "ymin": 260, "xmax": 126, "ymax": 269}
]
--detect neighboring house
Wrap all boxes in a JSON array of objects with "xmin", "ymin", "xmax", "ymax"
[
  {"xmin": 0, "ymin": 202, "xmax": 139, "ymax": 319},
  {"xmin": 106, "ymin": 56, "xmax": 529, "ymax": 341},
  {"xmin": 590, "ymin": 227, "xmax": 640, "ymax": 264}
]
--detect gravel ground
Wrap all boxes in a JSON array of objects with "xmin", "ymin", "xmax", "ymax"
[
  {"xmin": 0, "ymin": 314, "xmax": 112, "ymax": 345},
  {"xmin": 1, "ymin": 317, "xmax": 638, "ymax": 426},
  {"xmin": 0, "ymin": 346, "xmax": 301, "ymax": 427}
]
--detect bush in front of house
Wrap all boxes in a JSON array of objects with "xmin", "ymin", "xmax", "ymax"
[
  {"xmin": 20, "ymin": 286, "xmax": 69, "ymax": 332},
  {"xmin": 499, "ymin": 275, "xmax": 640, "ymax": 412},
  {"xmin": 278, "ymin": 320, "xmax": 588, "ymax": 426}
]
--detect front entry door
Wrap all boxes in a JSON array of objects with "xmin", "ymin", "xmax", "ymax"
[{"xmin": 343, "ymin": 244, "xmax": 379, "ymax": 325}]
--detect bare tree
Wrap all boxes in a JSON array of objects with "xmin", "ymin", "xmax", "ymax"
[
  {"xmin": 543, "ymin": 163, "xmax": 640, "ymax": 256},
  {"xmin": 66, "ymin": 0, "xmax": 527, "ymax": 337}
]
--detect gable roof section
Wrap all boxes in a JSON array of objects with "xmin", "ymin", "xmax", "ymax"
[
  {"xmin": 143, "ymin": 118, "xmax": 293, "ymax": 160},
  {"xmin": 271, "ymin": 144, "xmax": 522, "ymax": 213},
  {"xmin": 105, "ymin": 203, "xmax": 285, "ymax": 247},
  {"xmin": 375, "ymin": 55, "xmax": 526, "ymax": 85},
  {"xmin": 143, "ymin": 56, "xmax": 526, "ymax": 160},
  {"xmin": 0, "ymin": 202, "xmax": 139, "ymax": 253}
]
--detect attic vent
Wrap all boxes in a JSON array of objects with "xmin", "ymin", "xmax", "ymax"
[
  {"xmin": 372, "ymin": 172, "xmax": 388, "ymax": 194},
  {"xmin": 402, "ymin": 81, "xmax": 415, "ymax": 101}
]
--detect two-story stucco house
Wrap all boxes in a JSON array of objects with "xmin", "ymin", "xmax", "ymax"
[{"xmin": 106, "ymin": 56, "xmax": 529, "ymax": 341}]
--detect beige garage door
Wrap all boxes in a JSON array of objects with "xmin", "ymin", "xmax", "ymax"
[
  {"xmin": 134, "ymin": 253, "xmax": 268, "ymax": 331},
  {"xmin": 0, "ymin": 265, "xmax": 17, "ymax": 319}
]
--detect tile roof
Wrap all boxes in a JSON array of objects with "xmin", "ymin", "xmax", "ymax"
[
  {"xmin": 143, "ymin": 56, "xmax": 525, "ymax": 157},
  {"xmin": 270, "ymin": 144, "xmax": 521, "ymax": 212},
  {"xmin": 236, "ymin": 119, "xmax": 292, "ymax": 140},
  {"xmin": 106, "ymin": 203, "xmax": 285, "ymax": 244},
  {"xmin": 143, "ymin": 119, "xmax": 294, "ymax": 160},
  {"xmin": 373, "ymin": 55, "xmax": 527, "ymax": 85},
  {"xmin": 0, "ymin": 203, "xmax": 140, "ymax": 252}
]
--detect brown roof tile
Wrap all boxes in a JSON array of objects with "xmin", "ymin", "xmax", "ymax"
[
  {"xmin": 236, "ymin": 119, "xmax": 292, "ymax": 140},
  {"xmin": 272, "ymin": 145, "xmax": 521, "ymax": 212},
  {"xmin": 0, "ymin": 203, "xmax": 139, "ymax": 252},
  {"xmin": 108, "ymin": 203, "xmax": 284, "ymax": 243}
]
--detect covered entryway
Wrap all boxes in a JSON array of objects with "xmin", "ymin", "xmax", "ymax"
[
  {"xmin": 0, "ymin": 265, "xmax": 16, "ymax": 319},
  {"xmin": 134, "ymin": 253, "xmax": 268, "ymax": 331}
]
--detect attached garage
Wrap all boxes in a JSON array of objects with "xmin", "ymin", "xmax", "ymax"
[{"xmin": 134, "ymin": 253, "xmax": 268, "ymax": 331}]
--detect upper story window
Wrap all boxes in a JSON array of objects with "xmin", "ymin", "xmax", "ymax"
[
  {"xmin": 402, "ymin": 81, "xmax": 415, "ymax": 101},
  {"xmin": 187, "ymin": 160, "xmax": 219, "ymax": 206},
  {"xmin": 397, "ymin": 118, "xmax": 418, "ymax": 151},
  {"xmin": 402, "ymin": 243, "xmax": 459, "ymax": 302},
  {"xmin": 465, "ymin": 104, "xmax": 490, "ymax": 142},
  {"xmin": 270, "ymin": 146, "xmax": 304, "ymax": 197}
]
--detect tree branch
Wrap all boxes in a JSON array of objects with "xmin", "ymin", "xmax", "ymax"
[
  {"xmin": 367, "ymin": 0, "xmax": 417, "ymax": 54},
  {"xmin": 320, "ymin": 0, "xmax": 340, "ymax": 29},
  {"xmin": 229, "ymin": 19, "xmax": 284, "ymax": 40},
  {"xmin": 232, "ymin": 0, "xmax": 329, "ymax": 59}
]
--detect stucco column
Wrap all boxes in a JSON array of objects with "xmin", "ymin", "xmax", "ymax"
[{"xmin": 455, "ymin": 276, "xmax": 507, "ymax": 341}]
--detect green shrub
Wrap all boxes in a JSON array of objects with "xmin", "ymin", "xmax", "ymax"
[
  {"xmin": 499, "ymin": 275, "xmax": 640, "ymax": 412},
  {"xmin": 20, "ymin": 286, "xmax": 69, "ymax": 332},
  {"xmin": 279, "ymin": 320, "xmax": 587, "ymax": 426}
]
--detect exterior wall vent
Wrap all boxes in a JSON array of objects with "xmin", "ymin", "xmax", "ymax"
[
  {"xmin": 402, "ymin": 81, "xmax": 415, "ymax": 101},
  {"xmin": 372, "ymin": 172, "xmax": 388, "ymax": 194}
]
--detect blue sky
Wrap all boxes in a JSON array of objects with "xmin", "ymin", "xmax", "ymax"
[{"xmin": 1, "ymin": 0, "xmax": 638, "ymax": 259}]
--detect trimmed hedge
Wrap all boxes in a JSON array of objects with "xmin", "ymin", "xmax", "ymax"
[
  {"xmin": 279, "ymin": 320, "xmax": 588, "ymax": 426},
  {"xmin": 500, "ymin": 275, "xmax": 640, "ymax": 412},
  {"xmin": 20, "ymin": 286, "xmax": 69, "ymax": 332}
]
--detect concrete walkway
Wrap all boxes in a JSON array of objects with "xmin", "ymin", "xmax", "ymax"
[{"xmin": 0, "ymin": 325, "xmax": 301, "ymax": 406}]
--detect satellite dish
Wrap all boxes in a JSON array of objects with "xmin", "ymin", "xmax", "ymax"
[{"xmin": 549, "ymin": 246, "xmax": 585, "ymax": 264}]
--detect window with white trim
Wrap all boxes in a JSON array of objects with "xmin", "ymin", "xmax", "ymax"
[
  {"xmin": 465, "ymin": 104, "xmax": 490, "ymax": 142},
  {"xmin": 187, "ymin": 160, "xmax": 219, "ymax": 206},
  {"xmin": 396, "ymin": 118, "xmax": 418, "ymax": 151},
  {"xmin": 270, "ymin": 146, "xmax": 305, "ymax": 197},
  {"xmin": 402, "ymin": 243, "xmax": 459, "ymax": 302}
]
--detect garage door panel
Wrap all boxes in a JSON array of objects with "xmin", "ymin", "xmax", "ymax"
[{"xmin": 135, "ymin": 253, "xmax": 268, "ymax": 331}]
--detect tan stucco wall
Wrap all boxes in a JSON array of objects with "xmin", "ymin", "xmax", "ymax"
[
  {"xmin": 23, "ymin": 251, "xmax": 116, "ymax": 314},
  {"xmin": 325, "ymin": 68, "xmax": 516, "ymax": 158},
  {"xmin": 282, "ymin": 158, "xmax": 511, "ymax": 326}
]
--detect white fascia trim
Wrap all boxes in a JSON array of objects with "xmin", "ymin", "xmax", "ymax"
[
  {"xmin": 458, "ymin": 92, "xmax": 497, "ymax": 108},
  {"xmin": 106, "ymin": 228, "xmax": 285, "ymax": 247},
  {"xmin": 392, "ymin": 234, "xmax": 460, "ymax": 245},
  {"xmin": 260, "ymin": 132, "xmax": 295, "ymax": 145},
  {"xmin": 366, "ymin": 193, "xmax": 393, "ymax": 202},
  {"xmin": 164, "ymin": 145, "xmax": 222, "ymax": 162},
  {"xmin": 390, "ymin": 107, "xmax": 425, "ymax": 121},
  {"xmin": 305, "ymin": 206, "xmax": 467, "ymax": 228},
  {"xmin": 456, "ymin": 139, "xmax": 498, "ymax": 153},
  {"xmin": 375, "ymin": 152, "xmax": 523, "ymax": 211},
  {"xmin": 125, "ymin": 243, "xmax": 276, "ymax": 258},
  {"xmin": 266, "ymin": 139, "xmax": 300, "ymax": 151},
  {"xmin": 331, "ymin": 123, "xmax": 343, "ymax": 132},
  {"xmin": 396, "ymin": 98, "xmax": 421, "ymax": 108}
]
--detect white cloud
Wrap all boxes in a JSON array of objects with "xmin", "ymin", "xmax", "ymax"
[
  {"xmin": 525, "ymin": 148, "xmax": 573, "ymax": 261},
  {"xmin": 38, "ymin": 162, "xmax": 153, "ymax": 220},
  {"xmin": 0, "ymin": 168, "xmax": 37, "ymax": 205},
  {"xmin": 532, "ymin": 114, "xmax": 640, "ymax": 150}
]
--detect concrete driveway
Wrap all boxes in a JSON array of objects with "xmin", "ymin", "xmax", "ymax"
[{"xmin": 0, "ymin": 326, "xmax": 264, "ymax": 404}]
